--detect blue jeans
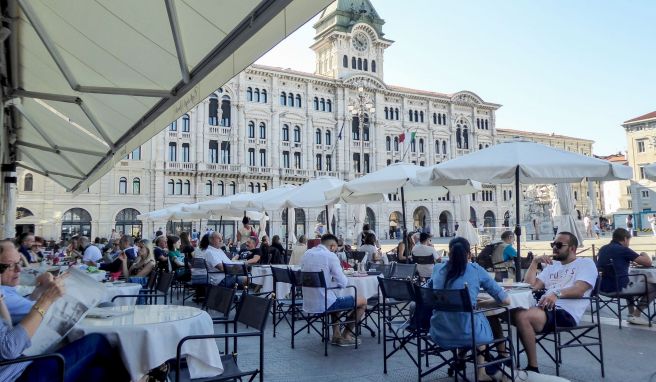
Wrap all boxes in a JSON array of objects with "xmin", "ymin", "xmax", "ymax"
[
  {"xmin": 18, "ymin": 334, "xmax": 129, "ymax": 382},
  {"xmin": 327, "ymin": 296, "xmax": 355, "ymax": 311}
]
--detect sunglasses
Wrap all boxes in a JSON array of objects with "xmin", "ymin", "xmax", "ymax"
[
  {"xmin": 550, "ymin": 242, "xmax": 569, "ymax": 250},
  {"xmin": 0, "ymin": 262, "xmax": 21, "ymax": 272}
]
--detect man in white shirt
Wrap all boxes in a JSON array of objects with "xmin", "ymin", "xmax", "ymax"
[
  {"xmin": 301, "ymin": 234, "xmax": 366, "ymax": 347},
  {"xmin": 80, "ymin": 236, "xmax": 102, "ymax": 266},
  {"xmin": 204, "ymin": 232, "xmax": 231, "ymax": 286},
  {"xmin": 515, "ymin": 231, "xmax": 597, "ymax": 374},
  {"xmin": 411, "ymin": 232, "xmax": 440, "ymax": 278}
]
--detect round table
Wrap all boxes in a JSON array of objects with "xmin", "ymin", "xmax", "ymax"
[
  {"xmin": 102, "ymin": 282, "xmax": 142, "ymax": 306},
  {"xmin": 335, "ymin": 275, "xmax": 380, "ymax": 300},
  {"xmin": 250, "ymin": 265, "xmax": 300, "ymax": 297},
  {"xmin": 70, "ymin": 305, "xmax": 223, "ymax": 381},
  {"xmin": 478, "ymin": 288, "xmax": 534, "ymax": 314},
  {"xmin": 84, "ymin": 271, "xmax": 107, "ymax": 282},
  {"xmin": 630, "ymin": 267, "xmax": 656, "ymax": 284}
]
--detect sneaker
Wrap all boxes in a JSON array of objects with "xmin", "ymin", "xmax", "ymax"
[{"xmin": 628, "ymin": 315, "xmax": 650, "ymax": 326}]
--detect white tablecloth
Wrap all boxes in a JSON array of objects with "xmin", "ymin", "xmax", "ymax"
[
  {"xmin": 102, "ymin": 282, "xmax": 142, "ymax": 306},
  {"xmin": 630, "ymin": 267, "xmax": 656, "ymax": 283},
  {"xmin": 479, "ymin": 288, "xmax": 534, "ymax": 311},
  {"xmin": 70, "ymin": 305, "xmax": 223, "ymax": 381},
  {"xmin": 250, "ymin": 265, "xmax": 300, "ymax": 297},
  {"xmin": 84, "ymin": 271, "xmax": 107, "ymax": 282},
  {"xmin": 335, "ymin": 275, "xmax": 380, "ymax": 300}
]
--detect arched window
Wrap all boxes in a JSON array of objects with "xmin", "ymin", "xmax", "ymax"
[
  {"xmin": 263, "ymin": 183, "xmax": 268, "ymax": 191},
  {"xmin": 385, "ymin": 107, "xmax": 389, "ymax": 119},
  {"xmin": 420, "ymin": 111, "xmax": 424, "ymax": 123},
  {"xmin": 442, "ymin": 113, "xmax": 447, "ymax": 124},
  {"xmin": 442, "ymin": 141, "xmax": 447, "ymax": 154},
  {"xmin": 282, "ymin": 124, "xmax": 290, "ymax": 141},
  {"xmin": 248, "ymin": 121, "xmax": 255, "ymax": 138},
  {"xmin": 419, "ymin": 138, "xmax": 425, "ymax": 153},
  {"xmin": 182, "ymin": 114, "xmax": 190, "ymax": 132},
  {"xmin": 23, "ymin": 173, "xmax": 33, "ymax": 191},
  {"xmin": 320, "ymin": 98, "xmax": 325, "ymax": 111},
  {"xmin": 220, "ymin": 95, "xmax": 231, "ymax": 127},
  {"xmin": 363, "ymin": 114, "xmax": 370, "ymax": 141},
  {"xmin": 169, "ymin": 120, "xmax": 177, "ymax": 131},
  {"xmin": 287, "ymin": 92, "xmax": 294, "ymax": 106},
  {"xmin": 295, "ymin": 94, "xmax": 301, "ymax": 107},
  {"xmin": 181, "ymin": 143, "xmax": 190, "ymax": 162},
  {"xmin": 479, "ymin": 144, "xmax": 483, "ymax": 150},
  {"xmin": 61, "ymin": 208, "xmax": 92, "ymax": 240},
  {"xmin": 315, "ymin": 129, "xmax": 322, "ymax": 144},
  {"xmin": 205, "ymin": 180, "xmax": 213, "ymax": 195},
  {"xmin": 395, "ymin": 108, "xmax": 399, "ymax": 120},
  {"xmin": 351, "ymin": 117, "xmax": 360, "ymax": 140},
  {"xmin": 167, "ymin": 179, "xmax": 174, "ymax": 195},
  {"xmin": 363, "ymin": 59, "xmax": 368, "ymax": 71},
  {"xmin": 325, "ymin": 130, "xmax": 331, "ymax": 145},
  {"xmin": 280, "ymin": 91, "xmax": 287, "ymax": 105},
  {"xmin": 168, "ymin": 142, "xmax": 177, "ymax": 161},
  {"xmin": 371, "ymin": 60, "xmax": 376, "ymax": 72},
  {"xmin": 463, "ymin": 128, "xmax": 469, "ymax": 149},
  {"xmin": 259, "ymin": 122, "xmax": 266, "ymax": 139},
  {"xmin": 183, "ymin": 180, "xmax": 191, "ymax": 195},
  {"xmin": 414, "ymin": 110, "xmax": 419, "ymax": 122},
  {"xmin": 327, "ymin": 99, "xmax": 332, "ymax": 112},
  {"xmin": 343, "ymin": 55, "xmax": 348, "ymax": 67},
  {"xmin": 133, "ymin": 177, "xmax": 140, "ymax": 194},
  {"xmin": 386, "ymin": 136, "xmax": 391, "ymax": 151},
  {"xmin": 256, "ymin": 183, "xmax": 261, "ymax": 193},
  {"xmin": 485, "ymin": 120, "xmax": 489, "ymax": 129},
  {"xmin": 248, "ymin": 182, "xmax": 254, "ymax": 193},
  {"xmin": 433, "ymin": 113, "xmax": 437, "ymax": 124},
  {"xmin": 118, "ymin": 177, "xmax": 127, "ymax": 194},
  {"xmin": 254, "ymin": 88, "xmax": 260, "ymax": 102},
  {"xmin": 456, "ymin": 128, "xmax": 462, "ymax": 149},
  {"xmin": 229, "ymin": 181, "xmax": 236, "ymax": 195},
  {"xmin": 351, "ymin": 56, "xmax": 356, "ymax": 69},
  {"xmin": 217, "ymin": 181, "xmax": 224, "ymax": 196},
  {"xmin": 357, "ymin": 58, "xmax": 362, "ymax": 70},
  {"xmin": 394, "ymin": 137, "xmax": 399, "ymax": 151},
  {"xmin": 293, "ymin": 126, "xmax": 301, "ymax": 142},
  {"xmin": 208, "ymin": 95, "xmax": 219, "ymax": 125},
  {"xmin": 435, "ymin": 140, "xmax": 440, "ymax": 154},
  {"xmin": 175, "ymin": 179, "xmax": 183, "ymax": 195},
  {"xmin": 411, "ymin": 139, "xmax": 416, "ymax": 152},
  {"xmin": 261, "ymin": 89, "xmax": 267, "ymax": 103},
  {"xmin": 246, "ymin": 87, "xmax": 253, "ymax": 101},
  {"xmin": 409, "ymin": 109, "xmax": 413, "ymax": 121},
  {"xmin": 313, "ymin": 97, "xmax": 319, "ymax": 110},
  {"xmin": 477, "ymin": 118, "xmax": 480, "ymax": 129},
  {"xmin": 114, "ymin": 208, "xmax": 142, "ymax": 238}
]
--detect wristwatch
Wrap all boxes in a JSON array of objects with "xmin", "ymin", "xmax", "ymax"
[{"xmin": 554, "ymin": 289, "xmax": 562, "ymax": 298}]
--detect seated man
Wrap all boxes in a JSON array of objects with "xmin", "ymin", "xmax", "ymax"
[
  {"xmin": 0, "ymin": 240, "xmax": 129, "ymax": 382},
  {"xmin": 79, "ymin": 236, "xmax": 102, "ymax": 267},
  {"xmin": 514, "ymin": 232, "xmax": 597, "ymax": 374},
  {"xmin": 597, "ymin": 227, "xmax": 654, "ymax": 325},
  {"xmin": 204, "ymin": 232, "xmax": 237, "ymax": 287},
  {"xmin": 411, "ymin": 232, "xmax": 440, "ymax": 278},
  {"xmin": 153, "ymin": 235, "xmax": 169, "ymax": 272},
  {"xmin": 301, "ymin": 234, "xmax": 367, "ymax": 346},
  {"xmin": 232, "ymin": 237, "xmax": 262, "ymax": 265}
]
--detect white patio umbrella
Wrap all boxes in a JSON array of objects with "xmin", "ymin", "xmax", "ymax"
[
  {"xmin": 455, "ymin": 195, "xmax": 480, "ymax": 246},
  {"xmin": 420, "ymin": 140, "xmax": 633, "ymax": 280},
  {"xmin": 554, "ymin": 183, "xmax": 585, "ymax": 246},
  {"xmin": 328, "ymin": 162, "xmax": 481, "ymax": 243}
]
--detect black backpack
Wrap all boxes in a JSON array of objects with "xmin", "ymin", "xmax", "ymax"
[{"xmin": 475, "ymin": 242, "xmax": 501, "ymax": 270}]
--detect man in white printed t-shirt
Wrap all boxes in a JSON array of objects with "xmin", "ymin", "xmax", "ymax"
[{"xmin": 515, "ymin": 231, "xmax": 597, "ymax": 375}]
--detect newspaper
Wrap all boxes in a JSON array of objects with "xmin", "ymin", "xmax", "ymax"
[{"xmin": 23, "ymin": 268, "xmax": 106, "ymax": 356}]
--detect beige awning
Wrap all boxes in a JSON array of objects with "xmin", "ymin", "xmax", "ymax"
[{"xmin": 4, "ymin": 0, "xmax": 330, "ymax": 192}]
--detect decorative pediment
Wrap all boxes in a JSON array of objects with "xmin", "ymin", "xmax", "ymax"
[
  {"xmin": 451, "ymin": 91, "xmax": 483, "ymax": 106},
  {"xmin": 344, "ymin": 75, "xmax": 387, "ymax": 91}
]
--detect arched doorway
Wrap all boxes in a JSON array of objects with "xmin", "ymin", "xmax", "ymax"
[
  {"xmin": 317, "ymin": 210, "xmax": 336, "ymax": 234},
  {"xmin": 61, "ymin": 208, "xmax": 92, "ymax": 241},
  {"xmin": 438, "ymin": 210, "xmax": 453, "ymax": 237},
  {"xmin": 483, "ymin": 210, "xmax": 496, "ymax": 228},
  {"xmin": 388, "ymin": 211, "xmax": 402, "ymax": 239},
  {"xmin": 503, "ymin": 211, "xmax": 510, "ymax": 227},
  {"xmin": 365, "ymin": 207, "xmax": 376, "ymax": 233},
  {"xmin": 15, "ymin": 207, "xmax": 35, "ymax": 236},
  {"xmin": 470, "ymin": 207, "xmax": 478, "ymax": 227},
  {"xmin": 413, "ymin": 206, "xmax": 430, "ymax": 233},
  {"xmin": 282, "ymin": 208, "xmax": 306, "ymax": 238},
  {"xmin": 115, "ymin": 208, "xmax": 143, "ymax": 238}
]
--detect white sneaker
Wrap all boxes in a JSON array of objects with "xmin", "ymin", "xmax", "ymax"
[{"xmin": 627, "ymin": 315, "xmax": 650, "ymax": 326}]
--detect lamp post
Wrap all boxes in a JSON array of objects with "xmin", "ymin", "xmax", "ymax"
[{"xmin": 347, "ymin": 84, "xmax": 375, "ymax": 175}]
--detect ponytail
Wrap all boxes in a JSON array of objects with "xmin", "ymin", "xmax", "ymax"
[{"xmin": 444, "ymin": 237, "xmax": 470, "ymax": 288}]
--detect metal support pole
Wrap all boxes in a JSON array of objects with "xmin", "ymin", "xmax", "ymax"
[
  {"xmin": 513, "ymin": 166, "xmax": 522, "ymax": 281},
  {"xmin": 400, "ymin": 186, "xmax": 408, "ymax": 260}
]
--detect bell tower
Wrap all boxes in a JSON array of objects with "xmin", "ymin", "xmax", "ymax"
[{"xmin": 310, "ymin": 0, "xmax": 393, "ymax": 80}]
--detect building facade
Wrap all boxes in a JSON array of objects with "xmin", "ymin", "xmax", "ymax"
[{"xmin": 14, "ymin": 0, "xmax": 597, "ymax": 242}]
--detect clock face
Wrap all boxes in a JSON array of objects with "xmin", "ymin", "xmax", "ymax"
[{"xmin": 352, "ymin": 31, "xmax": 369, "ymax": 52}]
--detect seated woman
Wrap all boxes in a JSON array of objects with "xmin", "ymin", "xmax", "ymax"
[
  {"xmin": 119, "ymin": 243, "xmax": 156, "ymax": 286},
  {"xmin": 429, "ymin": 237, "xmax": 510, "ymax": 349},
  {"xmin": 0, "ymin": 241, "xmax": 129, "ymax": 382},
  {"xmin": 167, "ymin": 235, "xmax": 186, "ymax": 279},
  {"xmin": 360, "ymin": 233, "xmax": 387, "ymax": 265},
  {"xmin": 396, "ymin": 233, "xmax": 415, "ymax": 263}
]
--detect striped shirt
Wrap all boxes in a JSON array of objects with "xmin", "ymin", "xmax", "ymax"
[{"xmin": 0, "ymin": 321, "xmax": 32, "ymax": 382}]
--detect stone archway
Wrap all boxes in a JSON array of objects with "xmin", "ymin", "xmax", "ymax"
[
  {"xmin": 483, "ymin": 210, "xmax": 496, "ymax": 228},
  {"xmin": 388, "ymin": 211, "xmax": 402, "ymax": 239},
  {"xmin": 438, "ymin": 210, "xmax": 453, "ymax": 237},
  {"xmin": 413, "ymin": 206, "xmax": 430, "ymax": 233},
  {"xmin": 470, "ymin": 206, "xmax": 478, "ymax": 227}
]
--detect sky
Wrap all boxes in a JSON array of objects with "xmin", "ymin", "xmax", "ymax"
[{"xmin": 256, "ymin": 0, "xmax": 656, "ymax": 156}]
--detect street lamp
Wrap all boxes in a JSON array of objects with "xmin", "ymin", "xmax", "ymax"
[{"xmin": 348, "ymin": 83, "xmax": 375, "ymax": 175}]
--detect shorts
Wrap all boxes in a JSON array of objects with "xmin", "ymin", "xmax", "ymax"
[
  {"xmin": 540, "ymin": 308, "xmax": 576, "ymax": 333},
  {"xmin": 327, "ymin": 296, "xmax": 355, "ymax": 311}
]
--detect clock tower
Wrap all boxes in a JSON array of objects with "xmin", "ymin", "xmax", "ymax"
[{"xmin": 310, "ymin": 0, "xmax": 393, "ymax": 80}]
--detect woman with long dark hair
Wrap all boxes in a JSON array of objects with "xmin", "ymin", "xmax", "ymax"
[{"xmin": 428, "ymin": 237, "xmax": 510, "ymax": 349}]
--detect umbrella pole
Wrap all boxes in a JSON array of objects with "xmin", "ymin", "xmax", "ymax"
[
  {"xmin": 401, "ymin": 187, "xmax": 409, "ymax": 260},
  {"xmin": 285, "ymin": 209, "xmax": 290, "ymax": 250},
  {"xmin": 325, "ymin": 205, "xmax": 330, "ymax": 234},
  {"xmin": 514, "ymin": 166, "xmax": 522, "ymax": 281},
  {"xmin": 219, "ymin": 216, "xmax": 223, "ymax": 236}
]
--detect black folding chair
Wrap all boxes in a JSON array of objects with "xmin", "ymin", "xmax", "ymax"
[
  {"xmin": 389, "ymin": 262, "xmax": 417, "ymax": 280},
  {"xmin": 346, "ymin": 251, "xmax": 366, "ymax": 269},
  {"xmin": 182, "ymin": 257, "xmax": 210, "ymax": 305},
  {"xmin": 173, "ymin": 294, "xmax": 272, "ymax": 382},
  {"xmin": 360, "ymin": 263, "xmax": 391, "ymax": 341},
  {"xmin": 517, "ymin": 280, "xmax": 605, "ymax": 378},
  {"xmin": 416, "ymin": 285, "xmax": 515, "ymax": 382},
  {"xmin": 0, "ymin": 353, "xmax": 65, "ymax": 382},
  {"xmin": 205, "ymin": 285, "xmax": 237, "ymax": 355},
  {"xmin": 113, "ymin": 271, "xmax": 174, "ymax": 305},
  {"xmin": 296, "ymin": 271, "xmax": 359, "ymax": 356},
  {"xmin": 597, "ymin": 262, "xmax": 652, "ymax": 328},
  {"xmin": 270, "ymin": 266, "xmax": 303, "ymax": 342}
]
